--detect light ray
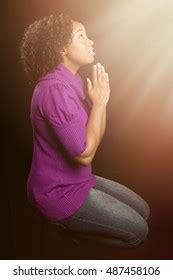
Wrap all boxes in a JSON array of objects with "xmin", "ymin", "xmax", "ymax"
[{"xmin": 87, "ymin": 0, "xmax": 173, "ymax": 136}]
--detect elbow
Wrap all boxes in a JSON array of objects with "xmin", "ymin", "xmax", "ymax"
[
  {"xmin": 81, "ymin": 157, "xmax": 92, "ymax": 166},
  {"xmin": 74, "ymin": 155, "xmax": 92, "ymax": 166}
]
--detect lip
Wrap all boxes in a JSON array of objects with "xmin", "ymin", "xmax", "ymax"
[{"xmin": 88, "ymin": 48, "xmax": 95, "ymax": 55}]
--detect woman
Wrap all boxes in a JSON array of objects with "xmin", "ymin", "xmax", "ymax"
[{"xmin": 21, "ymin": 12, "xmax": 150, "ymax": 247}]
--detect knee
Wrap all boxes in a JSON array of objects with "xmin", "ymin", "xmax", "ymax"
[
  {"xmin": 127, "ymin": 218, "xmax": 149, "ymax": 248},
  {"xmin": 142, "ymin": 200, "xmax": 150, "ymax": 221}
]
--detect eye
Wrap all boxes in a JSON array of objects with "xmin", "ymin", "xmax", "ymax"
[{"xmin": 79, "ymin": 34, "xmax": 84, "ymax": 38}]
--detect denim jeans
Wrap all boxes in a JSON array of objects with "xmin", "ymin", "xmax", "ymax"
[{"xmin": 58, "ymin": 175, "xmax": 150, "ymax": 248}]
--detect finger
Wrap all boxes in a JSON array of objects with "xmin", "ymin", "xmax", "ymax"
[
  {"xmin": 101, "ymin": 65, "xmax": 106, "ymax": 84},
  {"xmin": 101, "ymin": 65, "xmax": 105, "ymax": 74},
  {"xmin": 105, "ymin": 72, "xmax": 110, "ymax": 90},
  {"xmin": 105, "ymin": 72, "xmax": 109, "ymax": 83},
  {"xmin": 92, "ymin": 65, "xmax": 97, "ymax": 85},
  {"xmin": 87, "ymin": 78, "xmax": 92, "ymax": 92},
  {"xmin": 97, "ymin": 63, "xmax": 102, "ymax": 84},
  {"xmin": 101, "ymin": 65, "xmax": 104, "ymax": 76}
]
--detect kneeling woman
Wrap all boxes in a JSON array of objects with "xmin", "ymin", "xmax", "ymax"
[{"xmin": 21, "ymin": 12, "xmax": 150, "ymax": 247}]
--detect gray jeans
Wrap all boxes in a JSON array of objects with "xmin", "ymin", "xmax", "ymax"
[{"xmin": 59, "ymin": 175, "xmax": 150, "ymax": 248}]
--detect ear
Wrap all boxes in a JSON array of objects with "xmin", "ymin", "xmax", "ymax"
[{"xmin": 61, "ymin": 48, "xmax": 68, "ymax": 57}]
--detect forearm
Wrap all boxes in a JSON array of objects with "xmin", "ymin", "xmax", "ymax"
[
  {"xmin": 99, "ymin": 105, "xmax": 106, "ymax": 143},
  {"xmin": 74, "ymin": 103, "xmax": 107, "ymax": 165},
  {"xmin": 74, "ymin": 62, "xmax": 110, "ymax": 166}
]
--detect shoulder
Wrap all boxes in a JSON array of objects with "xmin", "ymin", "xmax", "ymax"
[
  {"xmin": 33, "ymin": 77, "xmax": 75, "ymax": 102},
  {"xmin": 33, "ymin": 80, "xmax": 79, "ymax": 117}
]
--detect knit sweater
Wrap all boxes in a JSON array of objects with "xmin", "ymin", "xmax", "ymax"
[{"xmin": 27, "ymin": 63, "xmax": 96, "ymax": 221}]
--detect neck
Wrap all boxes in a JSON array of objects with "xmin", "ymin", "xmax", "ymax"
[{"xmin": 61, "ymin": 60, "xmax": 80, "ymax": 75}]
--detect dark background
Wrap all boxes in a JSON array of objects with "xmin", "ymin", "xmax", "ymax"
[{"xmin": 2, "ymin": 0, "xmax": 173, "ymax": 259}]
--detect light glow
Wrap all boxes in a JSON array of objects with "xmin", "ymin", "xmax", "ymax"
[{"xmin": 87, "ymin": 0, "xmax": 173, "ymax": 140}]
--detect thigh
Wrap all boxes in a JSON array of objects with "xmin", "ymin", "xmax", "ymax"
[
  {"xmin": 60, "ymin": 187, "xmax": 148, "ymax": 247},
  {"xmin": 94, "ymin": 175, "xmax": 150, "ymax": 220}
]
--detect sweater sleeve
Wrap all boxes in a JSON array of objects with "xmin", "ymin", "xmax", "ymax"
[{"xmin": 41, "ymin": 82, "xmax": 87, "ymax": 158}]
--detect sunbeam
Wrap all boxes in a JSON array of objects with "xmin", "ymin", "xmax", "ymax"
[{"xmin": 86, "ymin": 0, "xmax": 173, "ymax": 138}]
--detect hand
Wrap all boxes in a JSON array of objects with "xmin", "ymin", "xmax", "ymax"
[{"xmin": 87, "ymin": 63, "xmax": 110, "ymax": 106}]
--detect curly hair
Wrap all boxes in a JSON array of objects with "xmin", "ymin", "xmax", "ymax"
[{"xmin": 20, "ymin": 12, "xmax": 73, "ymax": 84}]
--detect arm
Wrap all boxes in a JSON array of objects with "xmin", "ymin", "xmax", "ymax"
[
  {"xmin": 74, "ymin": 63, "xmax": 110, "ymax": 166},
  {"xmin": 99, "ymin": 105, "xmax": 107, "ymax": 143},
  {"xmin": 74, "ymin": 103, "xmax": 107, "ymax": 165}
]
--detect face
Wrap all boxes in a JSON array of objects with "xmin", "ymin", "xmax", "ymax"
[{"xmin": 62, "ymin": 21, "xmax": 95, "ymax": 72}]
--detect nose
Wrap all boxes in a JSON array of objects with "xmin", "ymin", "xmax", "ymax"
[{"xmin": 89, "ymin": 38, "xmax": 94, "ymax": 46}]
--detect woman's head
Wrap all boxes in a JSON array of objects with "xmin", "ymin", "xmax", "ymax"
[
  {"xmin": 62, "ymin": 21, "xmax": 95, "ymax": 73},
  {"xmin": 20, "ymin": 12, "xmax": 94, "ymax": 84}
]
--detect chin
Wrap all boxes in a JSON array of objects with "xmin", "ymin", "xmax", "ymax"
[
  {"xmin": 90, "ymin": 57, "xmax": 95, "ymax": 63},
  {"xmin": 79, "ymin": 57, "xmax": 95, "ymax": 67},
  {"xmin": 86, "ymin": 57, "xmax": 95, "ymax": 64}
]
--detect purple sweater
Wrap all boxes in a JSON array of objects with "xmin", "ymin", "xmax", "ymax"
[{"xmin": 27, "ymin": 63, "xmax": 96, "ymax": 221}]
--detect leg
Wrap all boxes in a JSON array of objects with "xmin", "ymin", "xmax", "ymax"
[
  {"xmin": 59, "ymin": 187, "xmax": 149, "ymax": 248},
  {"xmin": 94, "ymin": 175, "xmax": 150, "ymax": 220}
]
